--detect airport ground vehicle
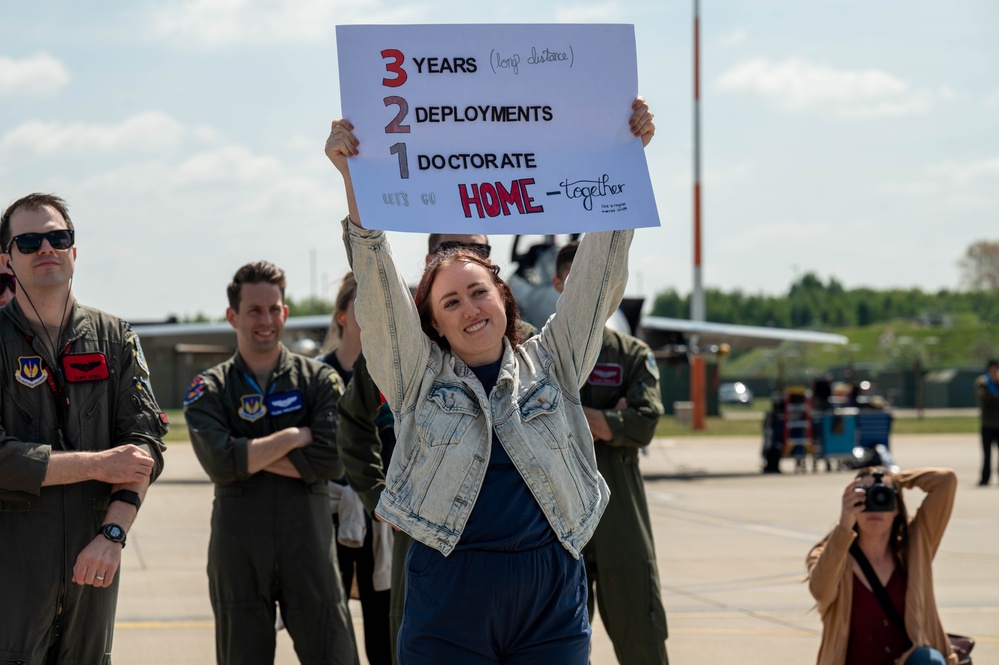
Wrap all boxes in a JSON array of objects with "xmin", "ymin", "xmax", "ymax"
[
  {"xmin": 719, "ymin": 381, "xmax": 754, "ymax": 406},
  {"xmin": 761, "ymin": 380, "xmax": 897, "ymax": 473}
]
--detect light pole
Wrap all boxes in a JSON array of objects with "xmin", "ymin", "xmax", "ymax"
[{"xmin": 690, "ymin": 0, "xmax": 707, "ymax": 430}]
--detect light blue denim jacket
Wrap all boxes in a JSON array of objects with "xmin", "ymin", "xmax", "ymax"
[{"xmin": 342, "ymin": 217, "xmax": 633, "ymax": 557}]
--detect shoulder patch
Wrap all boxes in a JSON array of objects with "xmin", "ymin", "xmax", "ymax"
[
  {"xmin": 184, "ymin": 375, "xmax": 207, "ymax": 406},
  {"xmin": 329, "ymin": 370, "xmax": 345, "ymax": 396},
  {"xmin": 645, "ymin": 350, "xmax": 660, "ymax": 381},
  {"xmin": 128, "ymin": 332, "xmax": 150, "ymax": 377}
]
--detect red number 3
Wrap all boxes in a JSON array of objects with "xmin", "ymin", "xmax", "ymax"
[{"xmin": 381, "ymin": 49, "xmax": 407, "ymax": 88}]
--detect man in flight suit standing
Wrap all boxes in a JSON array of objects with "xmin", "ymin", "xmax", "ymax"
[
  {"xmin": 0, "ymin": 193, "xmax": 168, "ymax": 664},
  {"xmin": 184, "ymin": 260, "xmax": 358, "ymax": 665},
  {"xmin": 553, "ymin": 240, "xmax": 670, "ymax": 664}
]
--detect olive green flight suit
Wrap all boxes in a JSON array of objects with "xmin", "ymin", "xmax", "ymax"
[
  {"xmin": 580, "ymin": 327, "xmax": 669, "ymax": 665},
  {"xmin": 184, "ymin": 345, "xmax": 358, "ymax": 665},
  {"xmin": 335, "ymin": 353, "xmax": 410, "ymax": 664},
  {"xmin": 0, "ymin": 300, "xmax": 167, "ymax": 665}
]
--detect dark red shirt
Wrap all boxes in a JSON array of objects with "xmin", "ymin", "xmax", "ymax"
[{"xmin": 845, "ymin": 567, "xmax": 909, "ymax": 665}]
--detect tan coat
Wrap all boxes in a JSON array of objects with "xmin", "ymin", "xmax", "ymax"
[{"xmin": 806, "ymin": 468, "xmax": 958, "ymax": 665}]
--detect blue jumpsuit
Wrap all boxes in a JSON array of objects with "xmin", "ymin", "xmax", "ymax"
[{"xmin": 397, "ymin": 359, "xmax": 591, "ymax": 664}]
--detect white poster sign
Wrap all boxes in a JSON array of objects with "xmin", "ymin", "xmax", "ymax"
[{"xmin": 336, "ymin": 23, "xmax": 660, "ymax": 234}]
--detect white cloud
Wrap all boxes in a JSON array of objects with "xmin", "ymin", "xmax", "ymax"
[
  {"xmin": 0, "ymin": 52, "xmax": 70, "ymax": 96},
  {"xmin": 880, "ymin": 157, "xmax": 999, "ymax": 211},
  {"xmin": 0, "ymin": 112, "xmax": 188, "ymax": 156},
  {"xmin": 715, "ymin": 57, "xmax": 946, "ymax": 118},
  {"xmin": 554, "ymin": 3, "xmax": 621, "ymax": 22},
  {"xmin": 171, "ymin": 144, "xmax": 285, "ymax": 186},
  {"xmin": 153, "ymin": 0, "xmax": 429, "ymax": 45},
  {"xmin": 985, "ymin": 90, "xmax": 999, "ymax": 109},
  {"xmin": 718, "ymin": 29, "xmax": 747, "ymax": 48},
  {"xmin": 925, "ymin": 158, "xmax": 999, "ymax": 186}
]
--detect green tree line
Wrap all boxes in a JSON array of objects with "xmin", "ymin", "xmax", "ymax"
[{"xmin": 651, "ymin": 273, "xmax": 999, "ymax": 328}]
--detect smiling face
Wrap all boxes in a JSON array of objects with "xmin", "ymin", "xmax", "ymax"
[
  {"xmin": 2, "ymin": 205, "xmax": 76, "ymax": 295},
  {"xmin": 428, "ymin": 260, "xmax": 508, "ymax": 366},
  {"xmin": 227, "ymin": 281, "xmax": 288, "ymax": 360}
]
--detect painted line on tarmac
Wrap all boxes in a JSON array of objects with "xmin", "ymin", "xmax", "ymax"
[
  {"xmin": 669, "ymin": 573, "xmax": 807, "ymax": 595},
  {"xmin": 670, "ymin": 627, "xmax": 816, "ymax": 637},
  {"xmin": 649, "ymin": 502, "xmax": 824, "ymax": 543},
  {"xmin": 115, "ymin": 616, "xmax": 367, "ymax": 630},
  {"xmin": 115, "ymin": 620, "xmax": 213, "ymax": 629}
]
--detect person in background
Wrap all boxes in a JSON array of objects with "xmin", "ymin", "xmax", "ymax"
[
  {"xmin": 183, "ymin": 260, "xmax": 358, "ymax": 665},
  {"xmin": 553, "ymin": 240, "xmax": 669, "ymax": 664},
  {"xmin": 974, "ymin": 359, "xmax": 999, "ymax": 486},
  {"xmin": 806, "ymin": 467, "xmax": 958, "ymax": 665},
  {"xmin": 320, "ymin": 271, "xmax": 392, "ymax": 665},
  {"xmin": 0, "ymin": 193, "xmax": 167, "ymax": 663}
]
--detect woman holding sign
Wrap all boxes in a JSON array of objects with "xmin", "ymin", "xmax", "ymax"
[{"xmin": 326, "ymin": 97, "xmax": 654, "ymax": 664}]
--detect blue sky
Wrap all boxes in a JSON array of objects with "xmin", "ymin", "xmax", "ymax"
[{"xmin": 2, "ymin": 1, "xmax": 996, "ymax": 320}]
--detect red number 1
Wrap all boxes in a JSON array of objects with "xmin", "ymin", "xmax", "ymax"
[{"xmin": 381, "ymin": 49, "xmax": 407, "ymax": 87}]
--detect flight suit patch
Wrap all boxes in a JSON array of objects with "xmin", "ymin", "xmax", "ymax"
[
  {"xmin": 62, "ymin": 353, "xmax": 110, "ymax": 382},
  {"xmin": 238, "ymin": 394, "xmax": 267, "ymax": 421},
  {"xmin": 645, "ymin": 350, "xmax": 660, "ymax": 381},
  {"xmin": 267, "ymin": 390, "xmax": 304, "ymax": 416},
  {"xmin": 15, "ymin": 356, "xmax": 48, "ymax": 388},
  {"xmin": 329, "ymin": 371, "xmax": 345, "ymax": 395},
  {"xmin": 588, "ymin": 363, "xmax": 623, "ymax": 387},
  {"xmin": 184, "ymin": 376, "xmax": 206, "ymax": 406},
  {"xmin": 129, "ymin": 332, "xmax": 150, "ymax": 376}
]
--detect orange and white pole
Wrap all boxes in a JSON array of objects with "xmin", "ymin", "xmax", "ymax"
[{"xmin": 691, "ymin": 0, "xmax": 707, "ymax": 430}]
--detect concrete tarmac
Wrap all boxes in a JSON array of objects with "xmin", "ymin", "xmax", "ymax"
[{"xmin": 114, "ymin": 434, "xmax": 998, "ymax": 663}]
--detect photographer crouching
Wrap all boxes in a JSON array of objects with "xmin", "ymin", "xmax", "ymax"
[{"xmin": 806, "ymin": 467, "xmax": 960, "ymax": 665}]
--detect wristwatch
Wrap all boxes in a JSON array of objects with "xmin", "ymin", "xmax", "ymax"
[{"xmin": 99, "ymin": 523, "xmax": 127, "ymax": 548}]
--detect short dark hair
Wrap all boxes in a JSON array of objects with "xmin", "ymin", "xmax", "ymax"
[
  {"xmin": 555, "ymin": 240, "xmax": 580, "ymax": 279},
  {"xmin": 227, "ymin": 261, "xmax": 286, "ymax": 311},
  {"xmin": 427, "ymin": 233, "xmax": 445, "ymax": 255},
  {"xmin": 1, "ymin": 193, "xmax": 74, "ymax": 252},
  {"xmin": 988, "ymin": 359, "xmax": 999, "ymax": 370},
  {"xmin": 427, "ymin": 233, "xmax": 490, "ymax": 255}
]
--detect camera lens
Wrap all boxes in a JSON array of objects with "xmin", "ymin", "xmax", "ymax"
[{"xmin": 864, "ymin": 482, "xmax": 897, "ymax": 512}]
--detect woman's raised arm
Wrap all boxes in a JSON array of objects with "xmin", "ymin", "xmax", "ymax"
[{"xmin": 325, "ymin": 119, "xmax": 363, "ymax": 228}]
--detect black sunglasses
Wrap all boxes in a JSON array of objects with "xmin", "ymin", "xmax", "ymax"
[
  {"xmin": 6, "ymin": 229, "xmax": 75, "ymax": 254},
  {"xmin": 434, "ymin": 240, "xmax": 491, "ymax": 259},
  {"xmin": 0, "ymin": 273, "xmax": 14, "ymax": 293}
]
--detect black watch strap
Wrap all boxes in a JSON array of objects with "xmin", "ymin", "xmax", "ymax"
[{"xmin": 110, "ymin": 489, "xmax": 141, "ymax": 511}]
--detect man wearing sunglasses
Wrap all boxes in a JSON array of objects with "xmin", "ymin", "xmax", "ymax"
[
  {"xmin": 0, "ymin": 193, "xmax": 168, "ymax": 663},
  {"xmin": 0, "ymin": 265, "xmax": 14, "ymax": 308}
]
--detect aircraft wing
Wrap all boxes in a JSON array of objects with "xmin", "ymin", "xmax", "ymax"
[{"xmin": 641, "ymin": 316, "xmax": 848, "ymax": 351}]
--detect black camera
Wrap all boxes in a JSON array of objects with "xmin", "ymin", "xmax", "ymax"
[{"xmin": 864, "ymin": 472, "xmax": 897, "ymax": 512}]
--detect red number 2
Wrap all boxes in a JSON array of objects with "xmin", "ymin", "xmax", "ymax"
[
  {"xmin": 381, "ymin": 49, "xmax": 407, "ymax": 88},
  {"xmin": 384, "ymin": 96, "xmax": 411, "ymax": 134}
]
